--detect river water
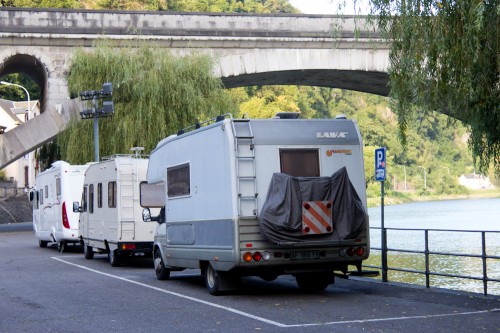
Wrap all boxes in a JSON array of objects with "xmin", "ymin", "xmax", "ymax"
[{"xmin": 366, "ymin": 197, "xmax": 500, "ymax": 295}]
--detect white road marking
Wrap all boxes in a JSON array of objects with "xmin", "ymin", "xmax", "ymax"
[{"xmin": 52, "ymin": 257, "xmax": 499, "ymax": 328}]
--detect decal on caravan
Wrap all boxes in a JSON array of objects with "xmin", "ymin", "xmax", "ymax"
[
  {"xmin": 29, "ymin": 161, "xmax": 89, "ymax": 252},
  {"xmin": 141, "ymin": 113, "xmax": 376, "ymax": 295}
]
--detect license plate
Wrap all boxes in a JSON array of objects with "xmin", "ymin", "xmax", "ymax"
[{"xmin": 290, "ymin": 250, "xmax": 320, "ymax": 260}]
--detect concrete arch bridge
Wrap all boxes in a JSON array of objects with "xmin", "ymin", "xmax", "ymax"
[{"xmin": 0, "ymin": 8, "xmax": 390, "ymax": 169}]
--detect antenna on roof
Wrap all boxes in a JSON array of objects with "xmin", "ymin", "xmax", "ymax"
[{"xmin": 130, "ymin": 147, "xmax": 145, "ymax": 158}]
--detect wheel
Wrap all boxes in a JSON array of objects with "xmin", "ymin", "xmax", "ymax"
[
  {"xmin": 108, "ymin": 249, "xmax": 121, "ymax": 267},
  {"xmin": 39, "ymin": 240, "xmax": 48, "ymax": 248},
  {"xmin": 295, "ymin": 272, "xmax": 333, "ymax": 292},
  {"xmin": 205, "ymin": 263, "xmax": 221, "ymax": 295},
  {"xmin": 57, "ymin": 241, "xmax": 66, "ymax": 253},
  {"xmin": 83, "ymin": 242, "xmax": 94, "ymax": 260},
  {"xmin": 153, "ymin": 248, "xmax": 170, "ymax": 280}
]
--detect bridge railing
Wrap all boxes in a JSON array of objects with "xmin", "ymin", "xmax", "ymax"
[{"xmin": 363, "ymin": 227, "xmax": 500, "ymax": 296}]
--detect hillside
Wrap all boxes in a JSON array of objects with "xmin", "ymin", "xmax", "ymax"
[{"xmin": 228, "ymin": 86, "xmax": 495, "ymax": 197}]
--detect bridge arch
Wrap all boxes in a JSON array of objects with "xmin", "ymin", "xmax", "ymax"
[
  {"xmin": 217, "ymin": 48, "xmax": 389, "ymax": 96},
  {"xmin": 0, "ymin": 53, "xmax": 49, "ymax": 111}
]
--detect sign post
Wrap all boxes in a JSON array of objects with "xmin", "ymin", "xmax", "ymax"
[{"xmin": 375, "ymin": 147, "xmax": 387, "ymax": 282}]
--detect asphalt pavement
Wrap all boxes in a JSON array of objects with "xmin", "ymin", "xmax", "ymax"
[{"xmin": 1, "ymin": 231, "xmax": 499, "ymax": 333}]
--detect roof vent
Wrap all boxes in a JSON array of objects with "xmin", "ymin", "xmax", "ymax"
[{"xmin": 273, "ymin": 112, "xmax": 300, "ymax": 119}]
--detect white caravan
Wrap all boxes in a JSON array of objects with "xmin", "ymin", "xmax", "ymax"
[
  {"xmin": 29, "ymin": 161, "xmax": 89, "ymax": 252},
  {"xmin": 141, "ymin": 113, "xmax": 374, "ymax": 295},
  {"xmin": 74, "ymin": 155, "xmax": 156, "ymax": 267}
]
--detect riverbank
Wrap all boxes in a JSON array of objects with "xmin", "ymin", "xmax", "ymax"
[{"xmin": 367, "ymin": 188, "xmax": 500, "ymax": 208}]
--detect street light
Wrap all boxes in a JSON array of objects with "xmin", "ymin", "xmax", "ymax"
[
  {"xmin": 79, "ymin": 82, "xmax": 114, "ymax": 162},
  {"xmin": 1, "ymin": 81, "xmax": 32, "ymax": 189},
  {"xmin": 418, "ymin": 166, "xmax": 427, "ymax": 189}
]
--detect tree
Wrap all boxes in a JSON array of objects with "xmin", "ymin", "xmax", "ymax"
[
  {"xmin": 60, "ymin": 41, "xmax": 234, "ymax": 163},
  {"xmin": 370, "ymin": 0, "xmax": 499, "ymax": 174}
]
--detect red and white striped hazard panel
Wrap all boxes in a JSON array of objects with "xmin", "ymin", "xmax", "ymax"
[{"xmin": 302, "ymin": 200, "xmax": 333, "ymax": 235}]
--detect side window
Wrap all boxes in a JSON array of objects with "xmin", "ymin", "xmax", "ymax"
[
  {"xmin": 34, "ymin": 191, "xmax": 39, "ymax": 209},
  {"xmin": 56, "ymin": 178, "xmax": 61, "ymax": 197},
  {"xmin": 89, "ymin": 184, "xmax": 94, "ymax": 214},
  {"xmin": 97, "ymin": 183, "xmax": 103, "ymax": 208},
  {"xmin": 167, "ymin": 163, "xmax": 190, "ymax": 198},
  {"xmin": 108, "ymin": 181, "xmax": 117, "ymax": 208},
  {"xmin": 82, "ymin": 186, "xmax": 88, "ymax": 212},
  {"xmin": 44, "ymin": 185, "xmax": 48, "ymax": 198},
  {"xmin": 39, "ymin": 189, "xmax": 44, "ymax": 205},
  {"xmin": 280, "ymin": 149, "xmax": 320, "ymax": 177}
]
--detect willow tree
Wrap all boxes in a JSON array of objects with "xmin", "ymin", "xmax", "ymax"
[
  {"xmin": 59, "ymin": 42, "xmax": 234, "ymax": 163},
  {"xmin": 370, "ymin": 0, "xmax": 499, "ymax": 174}
]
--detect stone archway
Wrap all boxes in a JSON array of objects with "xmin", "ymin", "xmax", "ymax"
[{"xmin": 0, "ymin": 53, "xmax": 48, "ymax": 112}]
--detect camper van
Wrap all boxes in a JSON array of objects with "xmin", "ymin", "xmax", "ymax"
[
  {"xmin": 30, "ymin": 161, "xmax": 89, "ymax": 252},
  {"xmin": 141, "ymin": 113, "xmax": 372, "ymax": 295},
  {"xmin": 73, "ymin": 155, "xmax": 156, "ymax": 267}
]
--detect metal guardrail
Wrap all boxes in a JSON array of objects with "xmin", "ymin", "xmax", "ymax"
[{"xmin": 364, "ymin": 227, "xmax": 500, "ymax": 295}]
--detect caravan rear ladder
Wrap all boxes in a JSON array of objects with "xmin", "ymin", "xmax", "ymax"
[
  {"xmin": 118, "ymin": 159, "xmax": 136, "ymax": 240},
  {"xmin": 232, "ymin": 119, "xmax": 258, "ymax": 219}
]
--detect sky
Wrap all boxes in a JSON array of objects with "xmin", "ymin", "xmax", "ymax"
[{"xmin": 288, "ymin": 0, "xmax": 371, "ymax": 15}]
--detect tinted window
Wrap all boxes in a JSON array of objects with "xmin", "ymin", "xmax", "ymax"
[
  {"xmin": 167, "ymin": 163, "xmax": 190, "ymax": 197},
  {"xmin": 82, "ymin": 186, "xmax": 88, "ymax": 212},
  {"xmin": 280, "ymin": 149, "xmax": 320, "ymax": 177},
  {"xmin": 97, "ymin": 183, "xmax": 102, "ymax": 208},
  {"xmin": 108, "ymin": 182, "xmax": 117, "ymax": 208},
  {"xmin": 89, "ymin": 184, "xmax": 94, "ymax": 214}
]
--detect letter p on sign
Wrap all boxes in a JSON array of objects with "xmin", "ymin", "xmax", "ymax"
[{"xmin": 375, "ymin": 147, "xmax": 386, "ymax": 181}]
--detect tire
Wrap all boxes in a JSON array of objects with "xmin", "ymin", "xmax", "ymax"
[
  {"xmin": 108, "ymin": 249, "xmax": 121, "ymax": 267},
  {"xmin": 39, "ymin": 240, "xmax": 48, "ymax": 248},
  {"xmin": 57, "ymin": 241, "xmax": 66, "ymax": 253},
  {"xmin": 153, "ymin": 248, "xmax": 170, "ymax": 280},
  {"xmin": 295, "ymin": 272, "xmax": 333, "ymax": 292},
  {"xmin": 83, "ymin": 242, "xmax": 94, "ymax": 260},
  {"xmin": 205, "ymin": 263, "xmax": 221, "ymax": 295}
]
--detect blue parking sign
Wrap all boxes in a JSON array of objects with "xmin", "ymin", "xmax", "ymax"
[{"xmin": 375, "ymin": 147, "xmax": 386, "ymax": 181}]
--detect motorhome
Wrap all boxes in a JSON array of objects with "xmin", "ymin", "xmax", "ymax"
[
  {"xmin": 74, "ymin": 155, "xmax": 156, "ymax": 267},
  {"xmin": 141, "ymin": 113, "xmax": 373, "ymax": 295},
  {"xmin": 29, "ymin": 161, "xmax": 89, "ymax": 252}
]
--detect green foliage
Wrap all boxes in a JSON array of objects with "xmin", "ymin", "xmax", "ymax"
[
  {"xmin": 1, "ymin": 0, "xmax": 82, "ymax": 7},
  {"xmin": 1, "ymin": 0, "xmax": 299, "ymax": 12},
  {"xmin": 0, "ymin": 73, "xmax": 40, "ymax": 101},
  {"xmin": 36, "ymin": 140, "xmax": 61, "ymax": 172},
  {"xmin": 370, "ymin": 0, "xmax": 500, "ymax": 174},
  {"xmin": 60, "ymin": 41, "xmax": 234, "ymax": 163}
]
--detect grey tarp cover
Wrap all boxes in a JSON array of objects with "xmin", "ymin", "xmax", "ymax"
[{"xmin": 259, "ymin": 167, "xmax": 367, "ymax": 244}]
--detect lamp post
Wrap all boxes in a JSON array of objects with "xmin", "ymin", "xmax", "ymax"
[
  {"xmin": 1, "ymin": 81, "xmax": 32, "ymax": 189},
  {"xmin": 79, "ymin": 83, "xmax": 114, "ymax": 162}
]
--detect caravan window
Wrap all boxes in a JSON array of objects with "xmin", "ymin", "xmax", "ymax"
[
  {"xmin": 89, "ymin": 184, "xmax": 94, "ymax": 214},
  {"xmin": 56, "ymin": 178, "xmax": 61, "ymax": 197},
  {"xmin": 167, "ymin": 163, "xmax": 190, "ymax": 198},
  {"xmin": 44, "ymin": 185, "xmax": 48, "ymax": 198},
  {"xmin": 108, "ymin": 182, "xmax": 117, "ymax": 208},
  {"xmin": 34, "ymin": 191, "xmax": 39, "ymax": 209},
  {"xmin": 97, "ymin": 183, "xmax": 103, "ymax": 208},
  {"xmin": 280, "ymin": 149, "xmax": 320, "ymax": 177},
  {"xmin": 39, "ymin": 190, "xmax": 43, "ymax": 204},
  {"xmin": 82, "ymin": 186, "xmax": 88, "ymax": 212}
]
